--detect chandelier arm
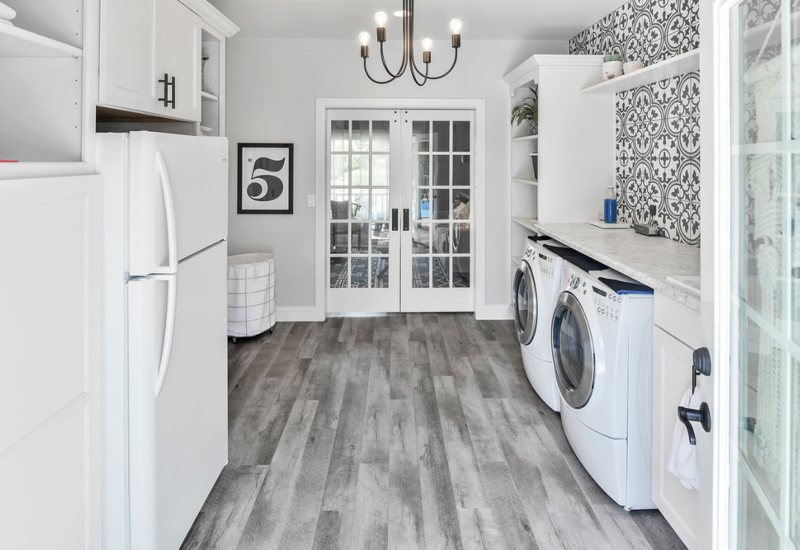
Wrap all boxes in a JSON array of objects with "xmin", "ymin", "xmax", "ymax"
[
  {"xmin": 363, "ymin": 58, "xmax": 400, "ymax": 84},
  {"xmin": 379, "ymin": 41, "xmax": 405, "ymax": 78},
  {"xmin": 418, "ymin": 48, "xmax": 459, "ymax": 80}
]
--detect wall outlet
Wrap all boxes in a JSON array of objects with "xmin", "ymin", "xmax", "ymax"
[{"xmin": 307, "ymin": 194, "xmax": 316, "ymax": 208}]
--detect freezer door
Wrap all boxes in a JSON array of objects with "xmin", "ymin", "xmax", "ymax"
[
  {"xmin": 128, "ymin": 241, "xmax": 228, "ymax": 550},
  {"xmin": 129, "ymin": 132, "xmax": 228, "ymax": 276}
]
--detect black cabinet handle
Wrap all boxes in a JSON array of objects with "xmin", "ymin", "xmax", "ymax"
[
  {"xmin": 391, "ymin": 208, "xmax": 399, "ymax": 231},
  {"xmin": 167, "ymin": 75, "xmax": 176, "ymax": 109},
  {"xmin": 678, "ymin": 347, "xmax": 713, "ymax": 445},
  {"xmin": 678, "ymin": 403, "xmax": 711, "ymax": 445},
  {"xmin": 403, "ymin": 209, "xmax": 409, "ymax": 231},
  {"xmin": 158, "ymin": 73, "xmax": 170, "ymax": 107}
]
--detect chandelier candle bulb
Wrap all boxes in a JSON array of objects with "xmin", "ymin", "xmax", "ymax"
[
  {"xmin": 374, "ymin": 11, "xmax": 388, "ymax": 27},
  {"xmin": 422, "ymin": 38, "xmax": 432, "ymax": 52},
  {"xmin": 449, "ymin": 18, "xmax": 462, "ymax": 34},
  {"xmin": 359, "ymin": 31, "xmax": 370, "ymax": 58}
]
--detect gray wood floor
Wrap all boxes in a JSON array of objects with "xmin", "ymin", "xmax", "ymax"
[{"xmin": 181, "ymin": 314, "xmax": 685, "ymax": 550}]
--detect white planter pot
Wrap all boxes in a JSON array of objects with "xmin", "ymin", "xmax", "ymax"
[
  {"xmin": 623, "ymin": 60, "xmax": 644, "ymax": 74},
  {"xmin": 602, "ymin": 61, "xmax": 623, "ymax": 80}
]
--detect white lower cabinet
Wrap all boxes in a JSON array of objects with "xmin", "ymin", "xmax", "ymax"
[
  {"xmin": 99, "ymin": 0, "xmax": 201, "ymax": 122},
  {"xmin": 652, "ymin": 295, "xmax": 703, "ymax": 549},
  {"xmin": 0, "ymin": 175, "xmax": 102, "ymax": 550}
]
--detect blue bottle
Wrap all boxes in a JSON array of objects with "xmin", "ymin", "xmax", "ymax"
[{"xmin": 603, "ymin": 186, "xmax": 617, "ymax": 224}]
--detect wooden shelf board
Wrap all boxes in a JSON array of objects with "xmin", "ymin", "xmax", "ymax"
[
  {"xmin": 512, "ymin": 134, "xmax": 539, "ymax": 142},
  {"xmin": 199, "ymin": 125, "xmax": 214, "ymax": 133},
  {"xmin": 580, "ymin": 49, "xmax": 699, "ymax": 94},
  {"xmin": 0, "ymin": 24, "xmax": 82, "ymax": 57},
  {"xmin": 512, "ymin": 177, "xmax": 538, "ymax": 187},
  {"xmin": 201, "ymin": 90, "xmax": 219, "ymax": 101},
  {"xmin": 512, "ymin": 216, "xmax": 539, "ymax": 232}
]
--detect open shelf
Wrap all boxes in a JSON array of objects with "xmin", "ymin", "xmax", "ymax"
[
  {"xmin": 512, "ymin": 216, "xmax": 539, "ymax": 232},
  {"xmin": 512, "ymin": 177, "xmax": 538, "ymax": 187},
  {"xmin": 0, "ymin": 24, "xmax": 82, "ymax": 57},
  {"xmin": 512, "ymin": 134, "xmax": 539, "ymax": 143},
  {"xmin": 201, "ymin": 90, "xmax": 219, "ymax": 102},
  {"xmin": 580, "ymin": 49, "xmax": 699, "ymax": 94}
]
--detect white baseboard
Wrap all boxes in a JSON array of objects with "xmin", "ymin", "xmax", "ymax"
[
  {"xmin": 276, "ymin": 306, "xmax": 325, "ymax": 323},
  {"xmin": 476, "ymin": 304, "xmax": 513, "ymax": 321}
]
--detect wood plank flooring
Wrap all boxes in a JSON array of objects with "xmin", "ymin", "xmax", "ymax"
[{"xmin": 181, "ymin": 314, "xmax": 686, "ymax": 550}]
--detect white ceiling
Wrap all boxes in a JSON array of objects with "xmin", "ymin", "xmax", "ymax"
[{"xmin": 209, "ymin": 0, "xmax": 627, "ymax": 41}]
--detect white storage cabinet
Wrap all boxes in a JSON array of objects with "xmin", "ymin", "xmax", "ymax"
[{"xmin": 227, "ymin": 253, "xmax": 276, "ymax": 340}]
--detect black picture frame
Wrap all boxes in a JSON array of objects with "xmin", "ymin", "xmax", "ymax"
[{"xmin": 237, "ymin": 143, "xmax": 294, "ymax": 214}]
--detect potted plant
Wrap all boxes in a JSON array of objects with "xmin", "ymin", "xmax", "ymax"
[
  {"xmin": 511, "ymin": 85, "xmax": 538, "ymax": 135},
  {"xmin": 602, "ymin": 53, "xmax": 624, "ymax": 80}
]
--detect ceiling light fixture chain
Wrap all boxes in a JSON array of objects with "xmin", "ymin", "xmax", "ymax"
[{"xmin": 359, "ymin": 0, "xmax": 461, "ymax": 86}]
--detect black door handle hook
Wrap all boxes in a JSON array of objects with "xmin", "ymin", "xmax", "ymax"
[{"xmin": 678, "ymin": 402, "xmax": 712, "ymax": 445}]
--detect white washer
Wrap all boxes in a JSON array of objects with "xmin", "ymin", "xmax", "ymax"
[
  {"xmin": 551, "ymin": 262, "xmax": 655, "ymax": 510},
  {"xmin": 513, "ymin": 236, "xmax": 605, "ymax": 411}
]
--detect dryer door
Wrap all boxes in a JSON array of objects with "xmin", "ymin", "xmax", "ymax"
[
  {"xmin": 513, "ymin": 260, "xmax": 537, "ymax": 345},
  {"xmin": 551, "ymin": 291, "xmax": 595, "ymax": 409}
]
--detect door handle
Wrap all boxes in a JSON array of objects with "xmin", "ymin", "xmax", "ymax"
[
  {"xmin": 678, "ymin": 403, "xmax": 711, "ymax": 445},
  {"xmin": 392, "ymin": 208, "xmax": 399, "ymax": 231},
  {"xmin": 158, "ymin": 73, "xmax": 171, "ymax": 107},
  {"xmin": 403, "ymin": 208, "xmax": 410, "ymax": 231},
  {"xmin": 677, "ymin": 347, "xmax": 713, "ymax": 445},
  {"xmin": 167, "ymin": 75, "xmax": 176, "ymax": 109}
]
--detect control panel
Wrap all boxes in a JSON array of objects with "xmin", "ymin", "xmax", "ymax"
[{"xmin": 567, "ymin": 271, "xmax": 621, "ymax": 323}]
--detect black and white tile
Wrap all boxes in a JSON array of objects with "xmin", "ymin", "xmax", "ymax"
[{"xmin": 572, "ymin": 0, "xmax": 702, "ymax": 246}]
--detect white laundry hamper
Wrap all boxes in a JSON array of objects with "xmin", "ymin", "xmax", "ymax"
[{"xmin": 227, "ymin": 253, "xmax": 276, "ymax": 340}]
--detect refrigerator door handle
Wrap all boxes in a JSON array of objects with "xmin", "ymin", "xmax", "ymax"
[
  {"xmin": 154, "ymin": 150, "xmax": 179, "ymax": 274},
  {"xmin": 154, "ymin": 275, "xmax": 177, "ymax": 397}
]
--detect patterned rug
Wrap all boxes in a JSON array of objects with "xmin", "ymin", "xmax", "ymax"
[{"xmin": 330, "ymin": 256, "xmax": 468, "ymax": 289}]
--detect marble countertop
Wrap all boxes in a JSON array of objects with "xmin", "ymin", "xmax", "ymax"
[{"xmin": 534, "ymin": 223, "xmax": 702, "ymax": 310}]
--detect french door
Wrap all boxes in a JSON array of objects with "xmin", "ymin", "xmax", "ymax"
[
  {"xmin": 717, "ymin": 0, "xmax": 800, "ymax": 548},
  {"xmin": 326, "ymin": 109, "xmax": 475, "ymax": 313}
]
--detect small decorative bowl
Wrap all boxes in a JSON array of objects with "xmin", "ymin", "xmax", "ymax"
[{"xmin": 623, "ymin": 61, "xmax": 644, "ymax": 74}]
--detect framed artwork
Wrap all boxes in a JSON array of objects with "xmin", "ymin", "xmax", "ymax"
[{"xmin": 237, "ymin": 143, "xmax": 294, "ymax": 214}]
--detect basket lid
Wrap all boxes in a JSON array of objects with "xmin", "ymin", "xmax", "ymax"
[{"xmin": 228, "ymin": 252, "xmax": 273, "ymax": 267}]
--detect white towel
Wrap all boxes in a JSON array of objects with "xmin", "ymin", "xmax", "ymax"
[{"xmin": 668, "ymin": 388, "xmax": 702, "ymax": 491}]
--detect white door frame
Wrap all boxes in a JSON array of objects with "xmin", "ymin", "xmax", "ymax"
[{"xmin": 315, "ymin": 98, "xmax": 486, "ymax": 319}]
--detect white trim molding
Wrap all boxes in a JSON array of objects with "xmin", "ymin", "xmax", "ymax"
[
  {"xmin": 179, "ymin": 0, "xmax": 239, "ymax": 37},
  {"xmin": 277, "ymin": 306, "xmax": 325, "ymax": 323},
  {"xmin": 476, "ymin": 304, "xmax": 513, "ymax": 321},
  {"xmin": 315, "ymin": 97, "xmax": 488, "ymax": 321}
]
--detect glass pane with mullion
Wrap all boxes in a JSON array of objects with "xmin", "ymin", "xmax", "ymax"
[
  {"xmin": 453, "ymin": 255, "xmax": 470, "ymax": 288},
  {"xmin": 351, "ymin": 257, "xmax": 369, "ymax": 288},
  {"xmin": 352, "ymin": 154, "xmax": 370, "ymax": 187},
  {"xmin": 453, "ymin": 155, "xmax": 471, "ymax": 187},
  {"xmin": 330, "ymin": 223, "xmax": 349, "ymax": 254},
  {"xmin": 453, "ymin": 190, "xmax": 471, "ymax": 221},
  {"xmin": 351, "ymin": 189, "xmax": 370, "ymax": 221},
  {"xmin": 738, "ymin": 471, "xmax": 781, "ymax": 548},
  {"xmin": 331, "ymin": 154, "xmax": 349, "ymax": 187},
  {"xmin": 330, "ymin": 257, "xmax": 348, "ymax": 288},
  {"xmin": 352, "ymin": 120, "xmax": 370, "ymax": 152},
  {"xmin": 793, "ymin": 155, "xmax": 800, "ymax": 346},
  {"xmin": 414, "ymin": 188, "xmax": 431, "ymax": 221},
  {"xmin": 351, "ymin": 223, "xmax": 370, "ymax": 254},
  {"xmin": 792, "ymin": 357, "xmax": 800, "ymax": 546},
  {"xmin": 371, "ymin": 256, "xmax": 389, "ymax": 288},
  {"xmin": 791, "ymin": 0, "xmax": 800, "ymax": 140},
  {"xmin": 453, "ymin": 120, "xmax": 471, "ymax": 152},
  {"xmin": 432, "ymin": 256, "xmax": 451, "ymax": 288},
  {"xmin": 413, "ymin": 121, "xmax": 430, "ymax": 152},
  {"xmin": 453, "ymin": 222, "xmax": 470, "ymax": 254},
  {"xmin": 412, "ymin": 257, "xmax": 430, "ymax": 288},
  {"xmin": 373, "ymin": 120, "xmax": 390, "ymax": 152},
  {"xmin": 412, "ymin": 222, "xmax": 431, "ymax": 254},
  {"xmin": 371, "ymin": 222, "xmax": 390, "ymax": 254},
  {"xmin": 331, "ymin": 120, "xmax": 349, "ymax": 152},
  {"xmin": 432, "ymin": 189, "xmax": 451, "ymax": 220},
  {"xmin": 373, "ymin": 154, "xmax": 390, "ymax": 186},
  {"xmin": 432, "ymin": 223, "xmax": 450, "ymax": 254},
  {"xmin": 432, "ymin": 121, "xmax": 450, "ymax": 152},
  {"xmin": 330, "ymin": 188, "xmax": 350, "ymax": 222},
  {"xmin": 371, "ymin": 189, "xmax": 389, "ymax": 221},
  {"xmin": 432, "ymin": 154, "xmax": 450, "ymax": 187},
  {"xmin": 414, "ymin": 155, "xmax": 431, "ymax": 187}
]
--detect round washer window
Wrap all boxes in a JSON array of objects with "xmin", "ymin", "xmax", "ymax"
[
  {"xmin": 551, "ymin": 292, "xmax": 595, "ymax": 409},
  {"xmin": 513, "ymin": 261, "xmax": 538, "ymax": 345}
]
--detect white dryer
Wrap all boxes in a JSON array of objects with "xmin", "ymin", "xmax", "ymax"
[
  {"xmin": 551, "ymin": 262, "xmax": 655, "ymax": 510},
  {"xmin": 513, "ymin": 236, "xmax": 605, "ymax": 411}
]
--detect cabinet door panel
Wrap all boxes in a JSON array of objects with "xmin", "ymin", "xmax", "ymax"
[
  {"xmin": 158, "ymin": 0, "xmax": 201, "ymax": 122},
  {"xmin": 652, "ymin": 327, "xmax": 699, "ymax": 548},
  {"xmin": 99, "ymin": 0, "xmax": 161, "ymax": 115}
]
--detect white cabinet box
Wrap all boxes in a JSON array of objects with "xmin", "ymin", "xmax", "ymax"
[{"xmin": 99, "ymin": 0, "xmax": 201, "ymax": 122}]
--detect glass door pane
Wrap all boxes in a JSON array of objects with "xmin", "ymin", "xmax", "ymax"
[{"xmin": 730, "ymin": 1, "xmax": 800, "ymax": 547}]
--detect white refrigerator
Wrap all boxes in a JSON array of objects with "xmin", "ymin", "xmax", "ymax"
[{"xmin": 98, "ymin": 132, "xmax": 229, "ymax": 550}]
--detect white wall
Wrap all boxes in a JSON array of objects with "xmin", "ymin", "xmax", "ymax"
[{"xmin": 225, "ymin": 38, "xmax": 566, "ymax": 317}]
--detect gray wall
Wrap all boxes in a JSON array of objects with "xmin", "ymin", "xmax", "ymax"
[
  {"xmin": 224, "ymin": 38, "xmax": 566, "ymax": 312},
  {"xmin": 569, "ymin": 0, "xmax": 702, "ymax": 246}
]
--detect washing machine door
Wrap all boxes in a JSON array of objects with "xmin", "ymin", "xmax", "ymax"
[
  {"xmin": 551, "ymin": 292, "xmax": 595, "ymax": 409},
  {"xmin": 513, "ymin": 261, "xmax": 537, "ymax": 345}
]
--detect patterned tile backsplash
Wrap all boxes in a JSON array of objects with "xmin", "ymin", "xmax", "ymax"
[{"xmin": 569, "ymin": 0, "xmax": 701, "ymax": 246}]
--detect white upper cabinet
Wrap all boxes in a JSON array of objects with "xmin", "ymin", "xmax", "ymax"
[{"xmin": 99, "ymin": 0, "xmax": 200, "ymax": 122}]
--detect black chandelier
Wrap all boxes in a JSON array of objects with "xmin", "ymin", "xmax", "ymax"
[{"xmin": 358, "ymin": 0, "xmax": 462, "ymax": 86}]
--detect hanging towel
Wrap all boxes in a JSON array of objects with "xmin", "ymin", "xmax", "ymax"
[{"xmin": 668, "ymin": 388, "xmax": 702, "ymax": 491}]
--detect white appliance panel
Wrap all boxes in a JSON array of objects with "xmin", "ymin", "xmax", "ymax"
[
  {"xmin": 128, "ymin": 241, "xmax": 228, "ymax": 550},
  {"xmin": 129, "ymin": 132, "xmax": 228, "ymax": 276}
]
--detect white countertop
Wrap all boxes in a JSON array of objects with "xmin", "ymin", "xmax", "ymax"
[{"xmin": 534, "ymin": 223, "xmax": 702, "ymax": 311}]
